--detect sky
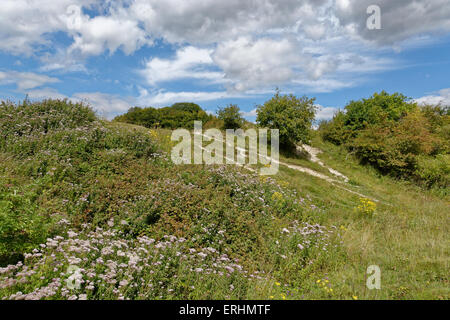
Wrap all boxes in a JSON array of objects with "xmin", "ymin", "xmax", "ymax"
[{"xmin": 0, "ymin": 0, "xmax": 450, "ymax": 121}]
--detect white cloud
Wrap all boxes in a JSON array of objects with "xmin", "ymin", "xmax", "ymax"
[
  {"xmin": 0, "ymin": 71, "xmax": 59, "ymax": 91},
  {"xmin": 128, "ymin": 0, "xmax": 330, "ymax": 44},
  {"xmin": 66, "ymin": 10, "xmax": 152, "ymax": 56},
  {"xmin": 213, "ymin": 37, "xmax": 305, "ymax": 91},
  {"xmin": 292, "ymin": 77, "xmax": 355, "ymax": 93},
  {"xmin": 0, "ymin": 0, "xmax": 96, "ymax": 54},
  {"xmin": 315, "ymin": 105, "xmax": 341, "ymax": 121},
  {"xmin": 335, "ymin": 0, "xmax": 450, "ymax": 46},
  {"xmin": 39, "ymin": 48, "xmax": 87, "ymax": 73},
  {"xmin": 415, "ymin": 88, "xmax": 450, "ymax": 106},
  {"xmin": 1, "ymin": 0, "xmax": 450, "ymax": 103},
  {"xmin": 7, "ymin": 85, "xmax": 133, "ymax": 119},
  {"xmin": 137, "ymin": 88, "xmax": 242, "ymax": 106},
  {"xmin": 2, "ymin": 0, "xmax": 450, "ymax": 58},
  {"xmin": 137, "ymin": 85, "xmax": 253, "ymax": 106},
  {"xmin": 141, "ymin": 46, "xmax": 224, "ymax": 85},
  {"xmin": 26, "ymin": 87, "xmax": 67, "ymax": 100},
  {"xmin": 241, "ymin": 108, "xmax": 258, "ymax": 119},
  {"xmin": 71, "ymin": 92, "xmax": 133, "ymax": 119}
]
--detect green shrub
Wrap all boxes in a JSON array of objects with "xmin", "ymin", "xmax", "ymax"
[
  {"xmin": 0, "ymin": 100, "xmax": 159, "ymax": 264},
  {"xmin": 415, "ymin": 154, "xmax": 450, "ymax": 189},
  {"xmin": 114, "ymin": 102, "xmax": 212, "ymax": 129},
  {"xmin": 256, "ymin": 91, "xmax": 317, "ymax": 148},
  {"xmin": 216, "ymin": 104, "xmax": 244, "ymax": 130},
  {"xmin": 320, "ymin": 92, "xmax": 449, "ymax": 188},
  {"xmin": 319, "ymin": 111, "xmax": 351, "ymax": 145}
]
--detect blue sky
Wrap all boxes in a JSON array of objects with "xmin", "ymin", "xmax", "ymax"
[{"xmin": 1, "ymin": 0, "xmax": 450, "ymax": 121}]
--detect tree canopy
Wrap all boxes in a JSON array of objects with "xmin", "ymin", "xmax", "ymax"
[{"xmin": 256, "ymin": 91, "xmax": 317, "ymax": 148}]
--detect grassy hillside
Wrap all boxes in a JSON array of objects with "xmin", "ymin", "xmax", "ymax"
[{"xmin": 0, "ymin": 100, "xmax": 448, "ymax": 300}]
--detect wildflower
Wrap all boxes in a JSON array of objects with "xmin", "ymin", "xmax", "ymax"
[
  {"xmin": 224, "ymin": 266, "xmax": 235, "ymax": 273},
  {"xmin": 352, "ymin": 295, "xmax": 358, "ymax": 300},
  {"xmin": 119, "ymin": 280, "xmax": 129, "ymax": 287},
  {"xmin": 275, "ymin": 282, "xmax": 281, "ymax": 286},
  {"xmin": 67, "ymin": 231, "xmax": 78, "ymax": 238},
  {"xmin": 271, "ymin": 192, "xmax": 283, "ymax": 202},
  {"xmin": 355, "ymin": 198, "xmax": 376, "ymax": 216}
]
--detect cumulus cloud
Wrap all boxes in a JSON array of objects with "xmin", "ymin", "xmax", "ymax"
[
  {"xmin": 71, "ymin": 92, "xmax": 133, "ymax": 118},
  {"xmin": 415, "ymin": 88, "xmax": 450, "ymax": 106},
  {"xmin": 66, "ymin": 6, "xmax": 152, "ymax": 56},
  {"xmin": 141, "ymin": 46, "xmax": 224, "ymax": 85},
  {"xmin": 2, "ymin": 0, "xmax": 450, "ymax": 57},
  {"xmin": 0, "ymin": 71, "xmax": 59, "ymax": 91},
  {"xmin": 241, "ymin": 108, "xmax": 258, "ymax": 121},
  {"xmin": 315, "ymin": 105, "xmax": 341, "ymax": 121},
  {"xmin": 128, "ymin": 0, "xmax": 330, "ymax": 44},
  {"xmin": 26, "ymin": 87, "xmax": 68, "ymax": 100},
  {"xmin": 213, "ymin": 37, "xmax": 304, "ymax": 91},
  {"xmin": 335, "ymin": 0, "xmax": 450, "ymax": 45},
  {"xmin": 137, "ymin": 88, "xmax": 242, "ymax": 106},
  {"xmin": 0, "ymin": 0, "xmax": 96, "ymax": 54},
  {"xmin": 0, "ymin": 0, "xmax": 330, "ymax": 57},
  {"xmin": 1, "ymin": 0, "xmax": 450, "ymax": 102}
]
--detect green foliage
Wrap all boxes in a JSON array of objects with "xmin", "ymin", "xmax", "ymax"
[
  {"xmin": 319, "ymin": 111, "xmax": 351, "ymax": 145},
  {"xmin": 415, "ymin": 154, "xmax": 450, "ymax": 189},
  {"xmin": 216, "ymin": 104, "xmax": 244, "ymax": 130},
  {"xmin": 0, "ymin": 100, "xmax": 158, "ymax": 264},
  {"xmin": 256, "ymin": 91, "xmax": 317, "ymax": 148},
  {"xmin": 114, "ymin": 102, "xmax": 212, "ymax": 129},
  {"xmin": 0, "ymin": 98, "xmax": 341, "ymax": 300},
  {"xmin": 344, "ymin": 91, "xmax": 416, "ymax": 132},
  {"xmin": 320, "ymin": 92, "xmax": 449, "ymax": 188}
]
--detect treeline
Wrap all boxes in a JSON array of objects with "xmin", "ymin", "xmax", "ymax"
[
  {"xmin": 319, "ymin": 91, "xmax": 449, "ymax": 189},
  {"xmin": 113, "ymin": 102, "xmax": 214, "ymax": 129},
  {"xmin": 114, "ymin": 92, "xmax": 317, "ymax": 149}
]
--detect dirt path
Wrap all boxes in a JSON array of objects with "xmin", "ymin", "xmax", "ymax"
[
  {"xmin": 196, "ymin": 132, "xmax": 379, "ymax": 202},
  {"xmin": 299, "ymin": 145, "xmax": 349, "ymax": 182}
]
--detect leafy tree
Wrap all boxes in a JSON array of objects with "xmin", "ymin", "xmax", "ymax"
[
  {"xmin": 344, "ymin": 91, "xmax": 416, "ymax": 132},
  {"xmin": 320, "ymin": 91, "xmax": 449, "ymax": 188},
  {"xmin": 114, "ymin": 102, "xmax": 211, "ymax": 129},
  {"xmin": 216, "ymin": 104, "xmax": 244, "ymax": 130},
  {"xmin": 256, "ymin": 91, "xmax": 317, "ymax": 148},
  {"xmin": 171, "ymin": 102, "xmax": 203, "ymax": 113},
  {"xmin": 319, "ymin": 111, "xmax": 351, "ymax": 145}
]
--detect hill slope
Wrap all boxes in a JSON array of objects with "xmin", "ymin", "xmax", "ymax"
[{"xmin": 0, "ymin": 100, "xmax": 448, "ymax": 300}]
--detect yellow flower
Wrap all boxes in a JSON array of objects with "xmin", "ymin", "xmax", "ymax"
[
  {"xmin": 355, "ymin": 198, "xmax": 376, "ymax": 215},
  {"xmin": 275, "ymin": 282, "xmax": 281, "ymax": 286},
  {"xmin": 271, "ymin": 192, "xmax": 283, "ymax": 202},
  {"xmin": 316, "ymin": 279, "xmax": 321, "ymax": 283},
  {"xmin": 270, "ymin": 296, "xmax": 274, "ymax": 299},
  {"xmin": 352, "ymin": 295, "xmax": 358, "ymax": 300}
]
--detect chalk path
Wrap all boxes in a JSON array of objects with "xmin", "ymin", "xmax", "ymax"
[{"xmin": 195, "ymin": 132, "xmax": 379, "ymax": 202}]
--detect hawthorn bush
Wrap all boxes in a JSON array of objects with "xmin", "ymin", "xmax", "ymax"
[{"xmin": 319, "ymin": 92, "xmax": 449, "ymax": 189}]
